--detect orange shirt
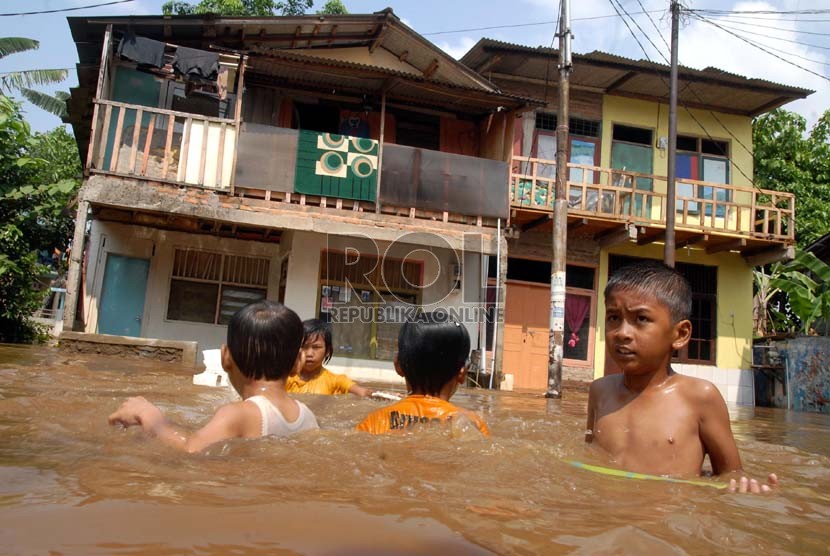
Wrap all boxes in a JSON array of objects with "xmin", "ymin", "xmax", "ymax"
[
  {"xmin": 356, "ymin": 395, "xmax": 490, "ymax": 437},
  {"xmin": 286, "ymin": 368, "xmax": 355, "ymax": 395}
]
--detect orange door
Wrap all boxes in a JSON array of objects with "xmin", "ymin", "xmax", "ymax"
[{"xmin": 503, "ymin": 282, "xmax": 551, "ymax": 390}]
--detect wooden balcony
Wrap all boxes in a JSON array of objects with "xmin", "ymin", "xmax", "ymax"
[{"xmin": 510, "ymin": 156, "xmax": 795, "ymax": 254}]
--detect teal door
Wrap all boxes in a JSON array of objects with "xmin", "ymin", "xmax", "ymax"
[{"xmin": 98, "ymin": 254, "xmax": 150, "ymax": 337}]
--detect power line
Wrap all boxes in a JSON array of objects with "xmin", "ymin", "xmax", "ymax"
[
  {"xmin": 716, "ymin": 15, "xmax": 830, "ymax": 37},
  {"xmin": 422, "ymin": 10, "xmax": 663, "ymax": 36},
  {"xmin": 690, "ymin": 12, "xmax": 830, "ymax": 83},
  {"xmin": 607, "ymin": 0, "xmax": 759, "ymax": 188},
  {"xmin": 704, "ymin": 19, "xmax": 830, "ymax": 52},
  {"xmin": 635, "ymin": 0, "xmax": 670, "ymax": 53},
  {"xmin": 692, "ymin": 8, "xmax": 830, "ymax": 15},
  {"xmin": 0, "ymin": 0, "xmax": 135, "ymax": 17}
]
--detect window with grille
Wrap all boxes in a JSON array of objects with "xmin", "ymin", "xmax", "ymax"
[
  {"xmin": 167, "ymin": 249, "xmax": 270, "ymax": 325},
  {"xmin": 318, "ymin": 250, "xmax": 422, "ymax": 361},
  {"xmin": 609, "ymin": 255, "xmax": 716, "ymax": 365},
  {"xmin": 535, "ymin": 113, "xmax": 601, "ymax": 138}
]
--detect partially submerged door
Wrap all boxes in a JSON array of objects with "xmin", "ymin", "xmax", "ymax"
[
  {"xmin": 503, "ymin": 282, "xmax": 551, "ymax": 390},
  {"xmin": 98, "ymin": 254, "xmax": 150, "ymax": 337}
]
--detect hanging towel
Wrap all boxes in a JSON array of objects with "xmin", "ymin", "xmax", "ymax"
[
  {"xmin": 173, "ymin": 46, "xmax": 219, "ymax": 81},
  {"xmin": 117, "ymin": 32, "xmax": 165, "ymax": 68}
]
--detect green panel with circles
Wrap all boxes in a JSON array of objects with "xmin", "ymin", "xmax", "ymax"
[{"xmin": 294, "ymin": 130, "xmax": 378, "ymax": 201}]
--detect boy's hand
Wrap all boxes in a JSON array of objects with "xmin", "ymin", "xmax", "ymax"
[
  {"xmin": 108, "ymin": 396, "xmax": 165, "ymax": 432},
  {"xmin": 728, "ymin": 473, "xmax": 779, "ymax": 494}
]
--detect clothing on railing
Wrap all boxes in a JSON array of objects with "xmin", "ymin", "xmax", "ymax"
[
  {"xmin": 173, "ymin": 46, "xmax": 219, "ymax": 81},
  {"xmin": 117, "ymin": 32, "xmax": 165, "ymax": 68}
]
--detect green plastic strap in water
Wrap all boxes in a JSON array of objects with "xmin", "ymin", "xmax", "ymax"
[{"xmin": 568, "ymin": 460, "xmax": 728, "ymax": 490}]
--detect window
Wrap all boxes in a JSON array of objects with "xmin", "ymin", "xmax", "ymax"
[
  {"xmin": 532, "ymin": 113, "xmax": 601, "ymax": 184},
  {"xmin": 609, "ymin": 255, "xmax": 716, "ymax": 365},
  {"xmin": 676, "ymin": 135, "xmax": 731, "ymax": 216},
  {"xmin": 318, "ymin": 250, "xmax": 422, "ymax": 361},
  {"xmin": 166, "ymin": 249, "xmax": 270, "ymax": 325},
  {"xmin": 395, "ymin": 110, "xmax": 439, "ymax": 150}
]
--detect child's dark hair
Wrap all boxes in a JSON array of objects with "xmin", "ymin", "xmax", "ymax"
[
  {"xmin": 604, "ymin": 260, "xmax": 692, "ymax": 322},
  {"xmin": 303, "ymin": 318, "xmax": 333, "ymax": 363},
  {"xmin": 397, "ymin": 312, "xmax": 470, "ymax": 396},
  {"xmin": 227, "ymin": 301, "xmax": 303, "ymax": 380}
]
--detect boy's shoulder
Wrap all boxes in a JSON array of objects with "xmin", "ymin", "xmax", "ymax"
[{"xmin": 589, "ymin": 372, "xmax": 723, "ymax": 402}]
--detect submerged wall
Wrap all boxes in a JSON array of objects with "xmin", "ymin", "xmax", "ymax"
[{"xmin": 777, "ymin": 337, "xmax": 830, "ymax": 414}]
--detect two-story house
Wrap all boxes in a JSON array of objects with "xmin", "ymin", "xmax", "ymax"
[
  {"xmin": 62, "ymin": 11, "xmax": 534, "ymax": 380},
  {"xmin": 462, "ymin": 39, "xmax": 811, "ymax": 403}
]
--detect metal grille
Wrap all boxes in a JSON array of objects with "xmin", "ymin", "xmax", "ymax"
[{"xmin": 535, "ymin": 113, "xmax": 600, "ymax": 138}]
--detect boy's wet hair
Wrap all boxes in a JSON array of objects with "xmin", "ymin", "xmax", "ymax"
[
  {"xmin": 303, "ymin": 319, "xmax": 333, "ymax": 363},
  {"xmin": 604, "ymin": 260, "xmax": 692, "ymax": 322},
  {"xmin": 227, "ymin": 301, "xmax": 303, "ymax": 380},
  {"xmin": 397, "ymin": 312, "xmax": 470, "ymax": 396}
]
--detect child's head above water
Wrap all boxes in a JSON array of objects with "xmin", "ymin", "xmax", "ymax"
[
  {"xmin": 225, "ymin": 301, "xmax": 303, "ymax": 381},
  {"xmin": 396, "ymin": 312, "xmax": 470, "ymax": 397},
  {"xmin": 302, "ymin": 319, "xmax": 333, "ymax": 366},
  {"xmin": 604, "ymin": 260, "xmax": 692, "ymax": 323}
]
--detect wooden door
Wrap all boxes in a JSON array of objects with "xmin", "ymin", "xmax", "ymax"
[{"xmin": 503, "ymin": 282, "xmax": 551, "ymax": 390}]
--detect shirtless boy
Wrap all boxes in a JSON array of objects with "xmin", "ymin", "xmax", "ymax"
[{"xmin": 586, "ymin": 260, "xmax": 777, "ymax": 493}]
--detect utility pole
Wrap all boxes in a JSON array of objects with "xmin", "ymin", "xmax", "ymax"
[
  {"xmin": 664, "ymin": 0, "xmax": 680, "ymax": 267},
  {"xmin": 546, "ymin": 0, "xmax": 572, "ymax": 399}
]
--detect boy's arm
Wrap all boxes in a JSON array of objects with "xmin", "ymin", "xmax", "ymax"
[
  {"xmin": 585, "ymin": 381, "xmax": 597, "ymax": 443},
  {"xmin": 697, "ymin": 384, "xmax": 742, "ymax": 475},
  {"xmin": 108, "ymin": 396, "xmax": 252, "ymax": 453}
]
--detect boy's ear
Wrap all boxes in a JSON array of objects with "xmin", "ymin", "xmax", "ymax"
[
  {"xmin": 290, "ymin": 350, "xmax": 303, "ymax": 376},
  {"xmin": 393, "ymin": 355, "xmax": 405, "ymax": 378},
  {"xmin": 456, "ymin": 365, "xmax": 468, "ymax": 385},
  {"xmin": 220, "ymin": 344, "xmax": 237, "ymax": 373},
  {"xmin": 672, "ymin": 319, "xmax": 693, "ymax": 351}
]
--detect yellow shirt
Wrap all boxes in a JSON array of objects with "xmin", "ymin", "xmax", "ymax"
[
  {"xmin": 356, "ymin": 395, "xmax": 490, "ymax": 437},
  {"xmin": 286, "ymin": 368, "xmax": 355, "ymax": 395}
]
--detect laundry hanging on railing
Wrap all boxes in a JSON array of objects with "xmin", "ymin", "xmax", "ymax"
[
  {"xmin": 173, "ymin": 46, "xmax": 220, "ymax": 81},
  {"xmin": 117, "ymin": 32, "xmax": 165, "ymax": 68}
]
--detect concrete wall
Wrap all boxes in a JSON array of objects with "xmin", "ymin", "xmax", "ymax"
[
  {"xmin": 594, "ymin": 242, "xmax": 755, "ymax": 405},
  {"xmin": 82, "ymin": 221, "xmax": 282, "ymax": 361},
  {"xmin": 283, "ymin": 230, "xmax": 486, "ymax": 383}
]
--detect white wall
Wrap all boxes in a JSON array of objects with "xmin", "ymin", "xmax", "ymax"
[
  {"xmin": 83, "ymin": 221, "xmax": 282, "ymax": 361},
  {"xmin": 283, "ymin": 230, "xmax": 488, "ymax": 382}
]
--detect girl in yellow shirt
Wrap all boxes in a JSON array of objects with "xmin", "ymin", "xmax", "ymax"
[{"xmin": 287, "ymin": 319, "xmax": 373, "ymax": 397}]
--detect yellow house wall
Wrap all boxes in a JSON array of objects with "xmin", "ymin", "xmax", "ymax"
[
  {"xmin": 600, "ymin": 95, "xmax": 755, "ymax": 230},
  {"xmin": 592, "ymin": 243, "xmax": 754, "ymax": 379}
]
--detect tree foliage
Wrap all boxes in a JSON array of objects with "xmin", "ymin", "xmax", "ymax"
[
  {"xmin": 318, "ymin": 0, "xmax": 347, "ymax": 14},
  {"xmin": 753, "ymin": 108, "xmax": 830, "ymax": 247},
  {"xmin": 0, "ymin": 97, "xmax": 81, "ymax": 343},
  {"xmin": 162, "ymin": 0, "xmax": 345, "ymax": 16},
  {"xmin": 0, "ymin": 37, "xmax": 69, "ymax": 118}
]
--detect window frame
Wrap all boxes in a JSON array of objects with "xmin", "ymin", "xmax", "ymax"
[{"xmin": 164, "ymin": 247, "xmax": 271, "ymax": 326}]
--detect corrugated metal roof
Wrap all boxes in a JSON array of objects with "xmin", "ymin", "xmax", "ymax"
[{"xmin": 461, "ymin": 38, "xmax": 813, "ymax": 116}]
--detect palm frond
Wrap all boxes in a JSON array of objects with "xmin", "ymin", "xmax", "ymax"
[
  {"xmin": 0, "ymin": 37, "xmax": 40, "ymax": 59},
  {"xmin": 0, "ymin": 69, "xmax": 69, "ymax": 93},
  {"xmin": 19, "ymin": 88, "xmax": 68, "ymax": 118}
]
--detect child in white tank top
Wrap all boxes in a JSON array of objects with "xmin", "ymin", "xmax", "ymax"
[{"xmin": 109, "ymin": 301, "xmax": 319, "ymax": 452}]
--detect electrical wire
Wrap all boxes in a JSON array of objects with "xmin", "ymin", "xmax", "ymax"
[
  {"xmin": 692, "ymin": 8, "xmax": 830, "ymax": 15},
  {"xmin": 0, "ymin": 0, "xmax": 135, "ymax": 17},
  {"xmin": 690, "ymin": 12, "xmax": 830, "ymax": 83},
  {"xmin": 714, "ymin": 15, "xmax": 830, "ymax": 37},
  {"xmin": 700, "ymin": 19, "xmax": 830, "ymax": 51},
  {"xmin": 422, "ymin": 10, "xmax": 663, "ymax": 36}
]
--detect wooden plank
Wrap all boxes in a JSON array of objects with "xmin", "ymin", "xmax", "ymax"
[
  {"xmin": 706, "ymin": 238, "xmax": 746, "ymax": 254},
  {"xmin": 596, "ymin": 224, "xmax": 637, "ymax": 248},
  {"xmin": 95, "ymin": 99, "xmax": 235, "ymax": 125},
  {"xmin": 676, "ymin": 234, "xmax": 708, "ymax": 250},
  {"xmin": 96, "ymin": 103, "xmax": 112, "ymax": 170},
  {"xmin": 198, "ymin": 120, "xmax": 209, "ymax": 186},
  {"xmin": 85, "ymin": 102, "xmax": 101, "ymax": 170},
  {"xmin": 179, "ymin": 117, "xmax": 192, "ymax": 182},
  {"xmin": 108, "ymin": 105, "xmax": 126, "ymax": 172},
  {"xmin": 162, "ymin": 113, "xmax": 175, "ymax": 179},
  {"xmin": 743, "ymin": 245, "xmax": 795, "ymax": 266},
  {"xmin": 139, "ymin": 112, "xmax": 155, "ymax": 176},
  {"xmin": 128, "ymin": 108, "xmax": 143, "ymax": 174},
  {"xmin": 215, "ymin": 123, "xmax": 226, "ymax": 188}
]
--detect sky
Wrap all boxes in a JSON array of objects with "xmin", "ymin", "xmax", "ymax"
[{"xmin": 1, "ymin": 0, "xmax": 827, "ymax": 133}]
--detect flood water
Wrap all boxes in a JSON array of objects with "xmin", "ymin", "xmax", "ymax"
[{"xmin": 1, "ymin": 344, "xmax": 829, "ymax": 555}]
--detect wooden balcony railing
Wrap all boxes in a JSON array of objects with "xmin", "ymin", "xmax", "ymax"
[
  {"xmin": 86, "ymin": 99, "xmax": 237, "ymax": 191},
  {"xmin": 510, "ymin": 156, "xmax": 795, "ymax": 242}
]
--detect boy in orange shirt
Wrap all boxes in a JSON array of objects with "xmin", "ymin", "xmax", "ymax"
[
  {"xmin": 287, "ymin": 319, "xmax": 373, "ymax": 397},
  {"xmin": 356, "ymin": 313, "xmax": 489, "ymax": 436},
  {"xmin": 587, "ymin": 261, "xmax": 777, "ymax": 493}
]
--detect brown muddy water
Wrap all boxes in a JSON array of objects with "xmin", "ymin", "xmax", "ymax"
[{"xmin": 1, "ymin": 344, "xmax": 828, "ymax": 555}]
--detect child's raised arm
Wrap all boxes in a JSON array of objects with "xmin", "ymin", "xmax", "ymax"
[{"xmin": 108, "ymin": 396, "xmax": 256, "ymax": 453}]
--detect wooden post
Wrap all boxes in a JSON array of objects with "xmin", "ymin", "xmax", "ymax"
[
  {"xmin": 229, "ymin": 55, "xmax": 247, "ymax": 195},
  {"xmin": 375, "ymin": 89, "xmax": 387, "ymax": 212},
  {"xmin": 63, "ymin": 199, "xmax": 90, "ymax": 332},
  {"xmin": 86, "ymin": 25, "xmax": 112, "ymax": 170},
  {"xmin": 547, "ymin": 0, "xmax": 572, "ymax": 399},
  {"xmin": 664, "ymin": 0, "xmax": 680, "ymax": 267}
]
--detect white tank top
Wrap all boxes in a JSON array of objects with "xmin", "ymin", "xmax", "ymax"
[{"xmin": 246, "ymin": 395, "xmax": 319, "ymax": 437}]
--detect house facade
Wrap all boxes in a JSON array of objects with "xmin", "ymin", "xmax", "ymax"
[
  {"xmin": 62, "ymin": 11, "xmax": 530, "ymax": 382},
  {"xmin": 461, "ymin": 39, "xmax": 810, "ymax": 403}
]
